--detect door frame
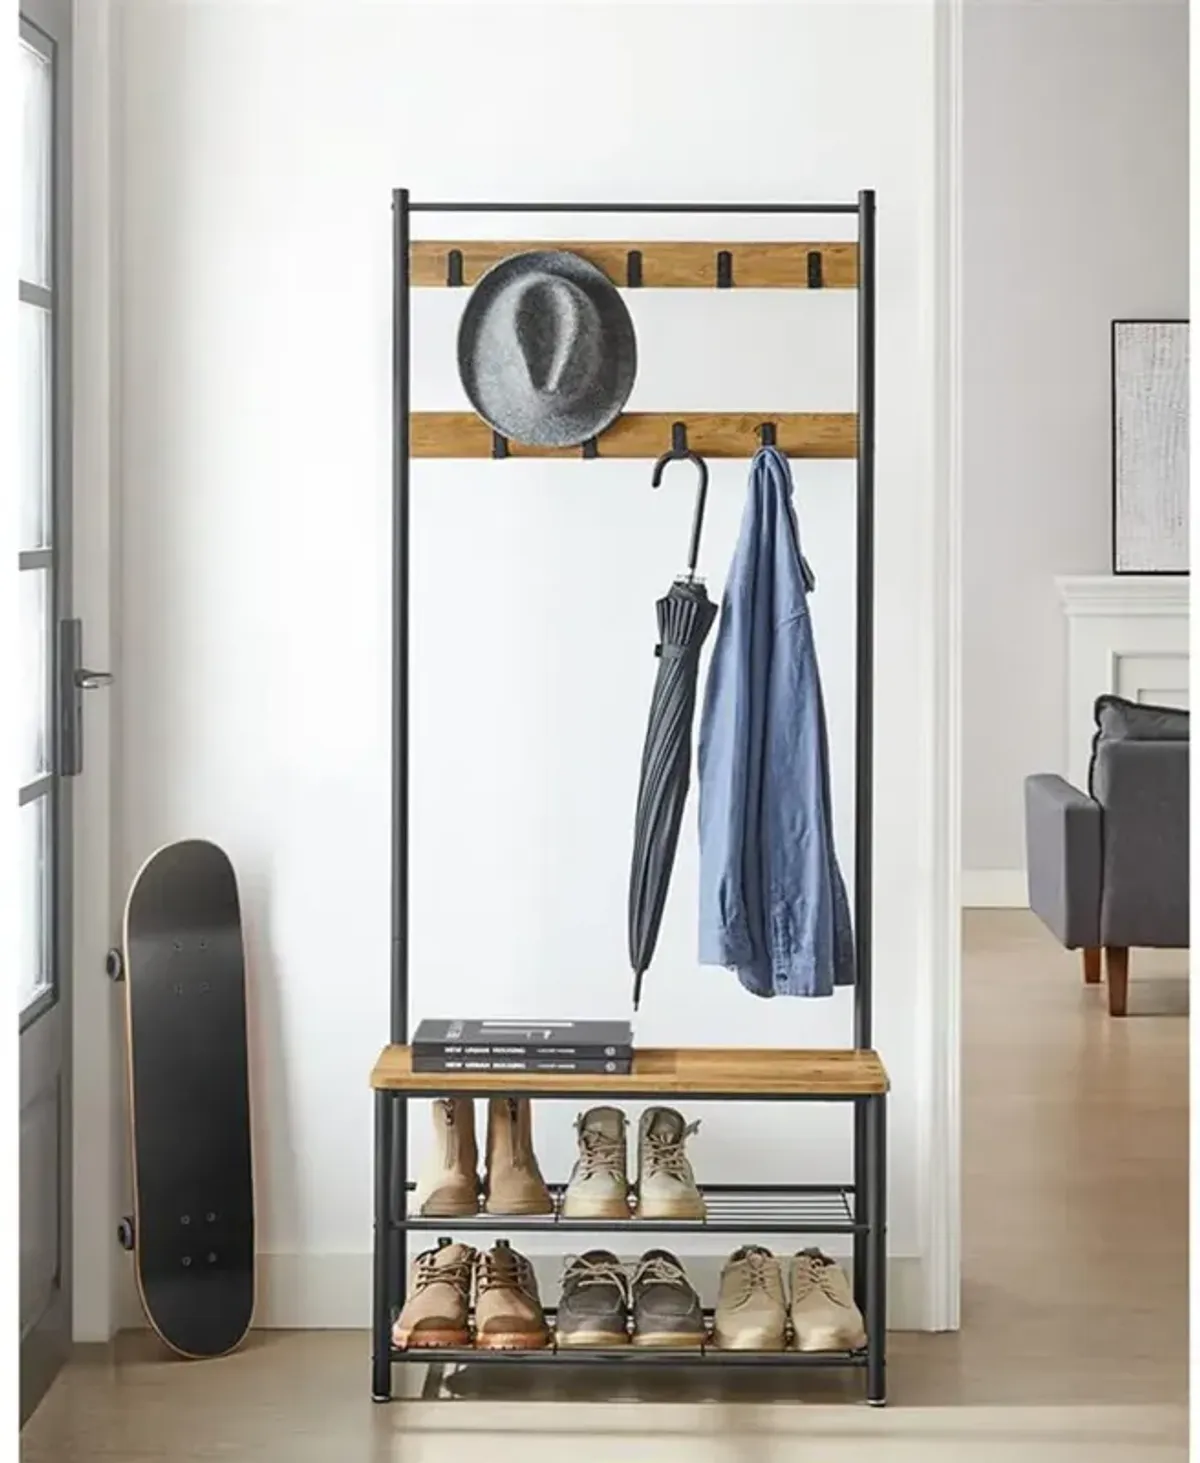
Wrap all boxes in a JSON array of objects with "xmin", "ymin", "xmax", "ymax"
[
  {"xmin": 67, "ymin": 0, "xmax": 122, "ymax": 1346},
  {"xmin": 921, "ymin": 0, "xmax": 964, "ymax": 1332}
]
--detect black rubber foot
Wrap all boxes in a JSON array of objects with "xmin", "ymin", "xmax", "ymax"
[
  {"xmin": 866, "ymin": 1397, "xmax": 888, "ymax": 1408},
  {"xmin": 106, "ymin": 948, "xmax": 125, "ymax": 982},
  {"xmin": 117, "ymin": 1216, "xmax": 135, "ymax": 1251},
  {"xmin": 371, "ymin": 1393, "xmax": 392, "ymax": 1404}
]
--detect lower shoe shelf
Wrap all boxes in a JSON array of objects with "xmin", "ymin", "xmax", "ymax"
[
  {"xmin": 392, "ymin": 1344, "xmax": 866, "ymax": 1368},
  {"xmin": 401, "ymin": 1183, "xmax": 858, "ymax": 1234},
  {"xmin": 392, "ymin": 1309, "xmax": 866, "ymax": 1367}
]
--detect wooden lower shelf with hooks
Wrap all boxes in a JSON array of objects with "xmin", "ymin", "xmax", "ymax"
[{"xmin": 409, "ymin": 411, "xmax": 858, "ymax": 460}]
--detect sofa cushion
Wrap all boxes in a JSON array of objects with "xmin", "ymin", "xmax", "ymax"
[
  {"xmin": 1094, "ymin": 693, "xmax": 1190, "ymax": 741},
  {"xmin": 1088, "ymin": 694, "xmax": 1189, "ymax": 796}
]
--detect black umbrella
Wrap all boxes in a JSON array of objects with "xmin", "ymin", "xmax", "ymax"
[{"xmin": 628, "ymin": 444, "xmax": 718, "ymax": 1008}]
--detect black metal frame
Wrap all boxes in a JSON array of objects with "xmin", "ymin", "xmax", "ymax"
[{"xmin": 374, "ymin": 192, "xmax": 885, "ymax": 1406}]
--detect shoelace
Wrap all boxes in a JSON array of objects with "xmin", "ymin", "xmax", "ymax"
[
  {"xmin": 643, "ymin": 1120, "xmax": 700, "ymax": 1180},
  {"xmin": 791, "ymin": 1254, "xmax": 849, "ymax": 1306},
  {"xmin": 412, "ymin": 1249, "xmax": 473, "ymax": 1298},
  {"xmin": 476, "ymin": 1248, "xmax": 535, "ymax": 1299},
  {"xmin": 632, "ymin": 1252, "xmax": 692, "ymax": 1291},
  {"xmin": 729, "ymin": 1248, "xmax": 778, "ymax": 1307},
  {"xmin": 563, "ymin": 1254, "xmax": 631, "ymax": 1304},
  {"xmin": 573, "ymin": 1122, "xmax": 626, "ymax": 1179}
]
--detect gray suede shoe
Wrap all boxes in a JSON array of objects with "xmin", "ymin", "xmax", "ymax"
[
  {"xmin": 555, "ymin": 1250, "xmax": 630, "ymax": 1347},
  {"xmin": 630, "ymin": 1249, "xmax": 706, "ymax": 1348}
]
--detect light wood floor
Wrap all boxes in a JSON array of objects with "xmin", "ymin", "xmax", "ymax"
[{"xmin": 21, "ymin": 913, "xmax": 1189, "ymax": 1460}]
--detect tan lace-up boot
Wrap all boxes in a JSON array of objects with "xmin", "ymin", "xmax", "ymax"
[
  {"xmin": 391, "ymin": 1239, "xmax": 475, "ymax": 1349},
  {"xmin": 788, "ymin": 1248, "xmax": 867, "ymax": 1352},
  {"xmin": 636, "ymin": 1106, "xmax": 706, "ymax": 1219},
  {"xmin": 473, "ymin": 1240, "xmax": 550, "ymax": 1350},
  {"xmin": 483, "ymin": 1097, "xmax": 554, "ymax": 1215},
  {"xmin": 714, "ymin": 1245, "xmax": 787, "ymax": 1350},
  {"xmin": 562, "ymin": 1106, "xmax": 631, "ymax": 1219},
  {"xmin": 413, "ymin": 1098, "xmax": 479, "ymax": 1217}
]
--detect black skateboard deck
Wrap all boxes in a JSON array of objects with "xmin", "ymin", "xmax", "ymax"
[{"xmin": 117, "ymin": 839, "xmax": 254, "ymax": 1358}]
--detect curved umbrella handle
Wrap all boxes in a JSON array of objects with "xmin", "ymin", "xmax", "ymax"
[{"xmin": 651, "ymin": 426, "xmax": 709, "ymax": 579}]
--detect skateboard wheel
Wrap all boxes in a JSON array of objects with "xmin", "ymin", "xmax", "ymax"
[
  {"xmin": 106, "ymin": 948, "xmax": 124, "ymax": 982},
  {"xmin": 117, "ymin": 1216, "xmax": 135, "ymax": 1251}
]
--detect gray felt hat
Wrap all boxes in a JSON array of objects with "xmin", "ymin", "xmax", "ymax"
[{"xmin": 457, "ymin": 250, "xmax": 637, "ymax": 448}]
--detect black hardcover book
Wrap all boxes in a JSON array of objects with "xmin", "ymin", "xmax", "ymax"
[
  {"xmin": 412, "ymin": 1018, "xmax": 633, "ymax": 1060},
  {"xmin": 411, "ymin": 1054, "xmax": 633, "ymax": 1075}
]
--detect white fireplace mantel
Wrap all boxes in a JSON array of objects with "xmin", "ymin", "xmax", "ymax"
[{"xmin": 1056, "ymin": 574, "xmax": 1190, "ymax": 790}]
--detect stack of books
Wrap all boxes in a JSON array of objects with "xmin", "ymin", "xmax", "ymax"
[{"xmin": 411, "ymin": 1019, "xmax": 634, "ymax": 1075}]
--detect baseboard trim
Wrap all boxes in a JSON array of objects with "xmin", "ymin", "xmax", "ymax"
[
  {"xmin": 118, "ymin": 1250, "xmax": 928, "ymax": 1333},
  {"xmin": 961, "ymin": 868, "xmax": 1027, "ymax": 909}
]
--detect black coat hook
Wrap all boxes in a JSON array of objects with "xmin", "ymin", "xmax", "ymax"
[{"xmin": 652, "ymin": 423, "xmax": 709, "ymax": 578}]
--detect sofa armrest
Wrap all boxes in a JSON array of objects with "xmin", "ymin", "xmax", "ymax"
[{"xmin": 1023, "ymin": 774, "xmax": 1102, "ymax": 948}]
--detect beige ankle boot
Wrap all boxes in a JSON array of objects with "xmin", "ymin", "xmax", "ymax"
[
  {"xmin": 414, "ymin": 1098, "xmax": 479, "ymax": 1217},
  {"xmin": 483, "ymin": 1097, "xmax": 554, "ymax": 1215}
]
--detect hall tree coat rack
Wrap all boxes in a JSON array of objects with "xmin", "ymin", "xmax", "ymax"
[{"xmin": 370, "ymin": 191, "xmax": 890, "ymax": 1405}]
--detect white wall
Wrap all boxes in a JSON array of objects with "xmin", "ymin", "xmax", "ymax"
[
  {"xmin": 104, "ymin": 0, "xmax": 946, "ymax": 1328},
  {"xmin": 960, "ymin": 0, "xmax": 1188, "ymax": 895}
]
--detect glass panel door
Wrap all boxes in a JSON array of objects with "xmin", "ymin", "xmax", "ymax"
[
  {"xmin": 18, "ymin": 21, "xmax": 59, "ymax": 1039},
  {"xmin": 19, "ymin": 1, "xmax": 72, "ymax": 1425}
]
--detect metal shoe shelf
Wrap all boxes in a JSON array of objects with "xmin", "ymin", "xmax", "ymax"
[
  {"xmin": 372, "ymin": 191, "xmax": 889, "ymax": 1405},
  {"xmin": 401, "ymin": 1183, "xmax": 858, "ymax": 1234}
]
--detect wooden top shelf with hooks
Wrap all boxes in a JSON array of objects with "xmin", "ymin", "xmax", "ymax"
[{"xmin": 411, "ymin": 240, "xmax": 858, "ymax": 290}]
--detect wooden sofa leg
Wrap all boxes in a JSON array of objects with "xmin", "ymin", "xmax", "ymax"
[
  {"xmin": 1104, "ymin": 947, "xmax": 1130, "ymax": 1016},
  {"xmin": 1082, "ymin": 947, "xmax": 1101, "ymax": 985}
]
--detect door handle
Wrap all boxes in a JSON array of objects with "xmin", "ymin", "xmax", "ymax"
[{"xmin": 59, "ymin": 622, "xmax": 110, "ymax": 775}]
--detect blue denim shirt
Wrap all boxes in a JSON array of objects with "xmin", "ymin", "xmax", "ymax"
[{"xmin": 697, "ymin": 447, "xmax": 856, "ymax": 997}]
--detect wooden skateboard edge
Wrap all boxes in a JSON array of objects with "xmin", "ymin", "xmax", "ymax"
[
  {"xmin": 132, "ymin": 1264, "xmax": 254, "ymax": 1363},
  {"xmin": 118, "ymin": 838, "xmax": 258, "ymax": 1361}
]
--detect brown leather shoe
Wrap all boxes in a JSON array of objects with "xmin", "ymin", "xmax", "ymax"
[
  {"xmin": 391, "ymin": 1239, "xmax": 475, "ymax": 1349},
  {"xmin": 473, "ymin": 1241, "xmax": 549, "ymax": 1350},
  {"xmin": 483, "ymin": 1097, "xmax": 553, "ymax": 1215},
  {"xmin": 414, "ymin": 1098, "xmax": 479, "ymax": 1217}
]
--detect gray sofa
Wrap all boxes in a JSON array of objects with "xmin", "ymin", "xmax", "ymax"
[{"xmin": 1024, "ymin": 693, "xmax": 1189, "ymax": 1015}]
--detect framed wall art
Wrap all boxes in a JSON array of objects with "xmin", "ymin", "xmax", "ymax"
[{"xmin": 1111, "ymin": 318, "xmax": 1189, "ymax": 575}]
